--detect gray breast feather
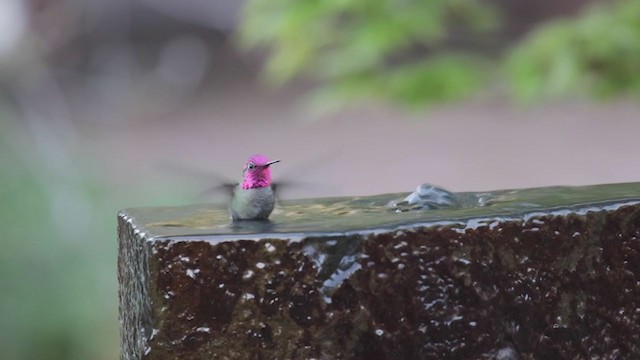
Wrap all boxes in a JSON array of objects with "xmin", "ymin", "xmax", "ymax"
[{"xmin": 230, "ymin": 186, "xmax": 276, "ymax": 220}]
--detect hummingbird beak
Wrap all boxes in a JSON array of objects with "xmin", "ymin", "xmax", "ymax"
[{"xmin": 264, "ymin": 160, "xmax": 280, "ymax": 167}]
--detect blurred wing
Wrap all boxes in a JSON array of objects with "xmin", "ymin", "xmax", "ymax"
[
  {"xmin": 271, "ymin": 148, "xmax": 343, "ymax": 200},
  {"xmin": 201, "ymin": 182, "xmax": 237, "ymax": 199},
  {"xmin": 155, "ymin": 162, "xmax": 235, "ymax": 183},
  {"xmin": 271, "ymin": 180, "xmax": 336, "ymax": 203},
  {"xmin": 153, "ymin": 161, "xmax": 238, "ymax": 202}
]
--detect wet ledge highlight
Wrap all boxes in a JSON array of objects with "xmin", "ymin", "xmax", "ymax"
[{"xmin": 118, "ymin": 182, "xmax": 640, "ymax": 359}]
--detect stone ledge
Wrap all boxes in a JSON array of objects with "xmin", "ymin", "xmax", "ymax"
[{"xmin": 118, "ymin": 183, "xmax": 640, "ymax": 359}]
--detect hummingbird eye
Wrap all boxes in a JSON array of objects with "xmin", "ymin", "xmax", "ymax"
[{"xmin": 247, "ymin": 163, "xmax": 255, "ymax": 170}]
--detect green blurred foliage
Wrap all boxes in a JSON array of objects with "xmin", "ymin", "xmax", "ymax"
[
  {"xmin": 239, "ymin": 0, "xmax": 499, "ymax": 108},
  {"xmin": 0, "ymin": 110, "xmax": 190, "ymax": 360},
  {"xmin": 0, "ymin": 115, "xmax": 119, "ymax": 360},
  {"xmin": 507, "ymin": 0, "xmax": 640, "ymax": 102},
  {"xmin": 240, "ymin": 0, "xmax": 640, "ymax": 108}
]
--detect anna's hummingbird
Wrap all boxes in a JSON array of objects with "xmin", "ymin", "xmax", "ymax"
[{"xmin": 229, "ymin": 154, "xmax": 280, "ymax": 221}]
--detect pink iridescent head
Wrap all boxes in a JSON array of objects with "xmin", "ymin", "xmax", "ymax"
[{"xmin": 241, "ymin": 154, "xmax": 280, "ymax": 189}]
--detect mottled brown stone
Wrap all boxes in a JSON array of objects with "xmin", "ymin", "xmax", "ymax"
[{"xmin": 118, "ymin": 184, "xmax": 640, "ymax": 359}]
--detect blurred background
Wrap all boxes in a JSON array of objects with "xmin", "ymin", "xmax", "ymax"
[{"xmin": 1, "ymin": 0, "xmax": 638, "ymax": 358}]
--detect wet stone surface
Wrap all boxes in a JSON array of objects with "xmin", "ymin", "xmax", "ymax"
[{"xmin": 118, "ymin": 183, "xmax": 640, "ymax": 359}]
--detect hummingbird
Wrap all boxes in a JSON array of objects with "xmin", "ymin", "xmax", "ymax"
[{"xmin": 229, "ymin": 154, "xmax": 281, "ymax": 221}]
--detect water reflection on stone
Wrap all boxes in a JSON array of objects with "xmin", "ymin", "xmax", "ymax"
[
  {"xmin": 136, "ymin": 182, "xmax": 640, "ymax": 239},
  {"xmin": 227, "ymin": 219, "xmax": 276, "ymax": 233}
]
